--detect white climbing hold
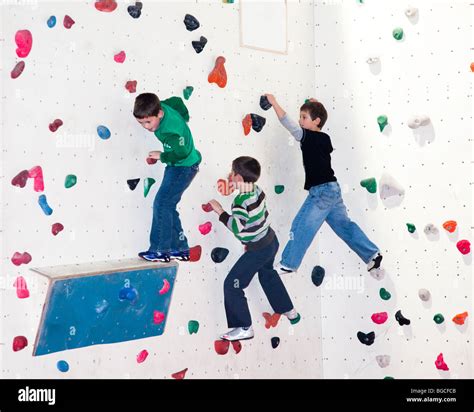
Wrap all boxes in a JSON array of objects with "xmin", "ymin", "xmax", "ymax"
[
  {"xmin": 405, "ymin": 7, "xmax": 418, "ymax": 17},
  {"xmin": 379, "ymin": 173, "xmax": 405, "ymax": 200},
  {"xmin": 418, "ymin": 288, "xmax": 431, "ymax": 302},
  {"xmin": 376, "ymin": 355, "xmax": 391, "ymax": 368},
  {"xmin": 366, "ymin": 56, "xmax": 380, "ymax": 65},
  {"xmin": 424, "ymin": 223, "xmax": 439, "ymax": 236},
  {"xmin": 407, "ymin": 115, "xmax": 430, "ymax": 129}
]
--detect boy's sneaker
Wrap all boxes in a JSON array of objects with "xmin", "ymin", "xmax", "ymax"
[
  {"xmin": 169, "ymin": 249, "xmax": 190, "ymax": 262},
  {"xmin": 367, "ymin": 252, "xmax": 383, "ymax": 272},
  {"xmin": 284, "ymin": 309, "xmax": 301, "ymax": 325},
  {"xmin": 220, "ymin": 326, "xmax": 254, "ymax": 341},
  {"xmin": 277, "ymin": 264, "xmax": 294, "ymax": 276},
  {"xmin": 138, "ymin": 251, "xmax": 171, "ymax": 263}
]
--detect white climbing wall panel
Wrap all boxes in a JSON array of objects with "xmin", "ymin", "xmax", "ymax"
[
  {"xmin": 313, "ymin": 0, "xmax": 472, "ymax": 378},
  {"xmin": 1, "ymin": 0, "xmax": 323, "ymax": 378}
]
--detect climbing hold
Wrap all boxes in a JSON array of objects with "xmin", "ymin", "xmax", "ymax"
[
  {"xmin": 158, "ymin": 279, "xmax": 170, "ymax": 295},
  {"xmin": 28, "ymin": 166, "xmax": 44, "ymax": 192},
  {"xmin": 153, "ymin": 311, "xmax": 165, "ymax": 325},
  {"xmin": 127, "ymin": 178, "xmax": 140, "ymax": 191},
  {"xmin": 11, "ymin": 61, "xmax": 25, "ymax": 79},
  {"xmin": 188, "ymin": 320, "xmax": 199, "ymax": 335},
  {"xmin": 125, "ymin": 80, "xmax": 137, "ymax": 93},
  {"xmin": 435, "ymin": 353, "xmax": 449, "ymax": 371},
  {"xmin": 144, "ymin": 178, "xmax": 156, "ymax": 198},
  {"xmin": 407, "ymin": 115, "xmax": 430, "ymax": 129},
  {"xmin": 49, "ymin": 118, "xmax": 63, "ymax": 132},
  {"xmin": 311, "ymin": 266, "xmax": 325, "ymax": 287},
  {"xmin": 271, "ymin": 337, "xmax": 280, "ymax": 349},
  {"xmin": 366, "ymin": 56, "xmax": 379, "ymax": 64},
  {"xmin": 251, "ymin": 114, "xmax": 266, "ymax": 132},
  {"xmin": 231, "ymin": 340, "xmax": 242, "ymax": 354},
  {"xmin": 119, "ymin": 287, "xmax": 138, "ymax": 302},
  {"xmin": 442, "ymin": 220, "xmax": 457, "ymax": 233},
  {"xmin": 57, "ymin": 360, "xmax": 69, "ymax": 372},
  {"xmin": 15, "ymin": 30, "xmax": 33, "ymax": 58},
  {"xmin": 11, "ymin": 252, "xmax": 32, "ymax": 266},
  {"xmin": 95, "ymin": 299, "xmax": 109, "ymax": 314},
  {"xmin": 384, "ymin": 376, "xmax": 394, "ymax": 380},
  {"xmin": 217, "ymin": 178, "xmax": 235, "ymax": 196},
  {"xmin": 274, "ymin": 185, "xmax": 285, "ymax": 194},
  {"xmin": 260, "ymin": 95, "xmax": 272, "ymax": 111},
  {"xmin": 371, "ymin": 312, "xmax": 388, "ymax": 325},
  {"xmin": 376, "ymin": 355, "xmax": 390, "ymax": 368},
  {"xmin": 262, "ymin": 312, "xmax": 281, "ymax": 329},
  {"xmin": 395, "ymin": 310, "xmax": 411, "ymax": 326},
  {"xmin": 63, "ymin": 15, "xmax": 75, "ymax": 29},
  {"xmin": 183, "ymin": 14, "xmax": 200, "ymax": 31},
  {"xmin": 97, "ymin": 125, "xmax": 111, "ymax": 140},
  {"xmin": 379, "ymin": 173, "xmax": 405, "ymax": 200},
  {"xmin": 242, "ymin": 114, "xmax": 252, "ymax": 136},
  {"xmin": 377, "ymin": 115, "xmax": 388, "ymax": 132},
  {"xmin": 208, "ymin": 56, "xmax": 227, "ymax": 88},
  {"xmin": 183, "ymin": 86, "xmax": 194, "ymax": 100},
  {"xmin": 199, "ymin": 221, "xmax": 212, "ymax": 235},
  {"xmin": 13, "ymin": 336, "xmax": 28, "ymax": 352},
  {"xmin": 189, "ymin": 245, "xmax": 202, "ymax": 262},
  {"xmin": 11, "ymin": 170, "xmax": 29, "ymax": 188},
  {"xmin": 202, "ymin": 203, "xmax": 213, "ymax": 212},
  {"xmin": 357, "ymin": 331, "xmax": 375, "ymax": 346},
  {"xmin": 38, "ymin": 195, "xmax": 53, "ymax": 216},
  {"xmin": 47, "ymin": 16, "xmax": 56, "ymax": 28},
  {"xmin": 471, "ymin": 62, "xmax": 474, "ymax": 72},
  {"xmin": 211, "ymin": 247, "xmax": 229, "ymax": 263},
  {"xmin": 114, "ymin": 51, "xmax": 126, "ymax": 63},
  {"xmin": 171, "ymin": 368, "xmax": 188, "ymax": 379},
  {"xmin": 418, "ymin": 289, "xmax": 431, "ymax": 302},
  {"xmin": 433, "ymin": 313, "xmax": 444, "ymax": 324},
  {"xmin": 405, "ymin": 7, "xmax": 418, "ymax": 17},
  {"xmin": 146, "ymin": 157, "xmax": 157, "ymax": 165},
  {"xmin": 128, "ymin": 2, "xmax": 143, "ymax": 19},
  {"xmin": 192, "ymin": 36, "xmax": 207, "ymax": 53},
  {"xmin": 52, "ymin": 223, "xmax": 64, "ymax": 236},
  {"xmin": 406, "ymin": 223, "xmax": 416, "ymax": 233},
  {"xmin": 65, "ymin": 174, "xmax": 77, "ymax": 189},
  {"xmin": 136, "ymin": 349, "xmax": 148, "ymax": 363},
  {"xmin": 379, "ymin": 288, "xmax": 391, "ymax": 300},
  {"xmin": 94, "ymin": 0, "xmax": 117, "ymax": 12},
  {"xmin": 392, "ymin": 27, "xmax": 404, "ymax": 40},
  {"xmin": 360, "ymin": 177, "xmax": 377, "ymax": 194},
  {"xmin": 456, "ymin": 240, "xmax": 470, "ymax": 255},
  {"xmin": 423, "ymin": 223, "xmax": 439, "ymax": 236},
  {"xmin": 452, "ymin": 312, "xmax": 468, "ymax": 325},
  {"xmin": 14, "ymin": 276, "xmax": 30, "ymax": 299},
  {"xmin": 214, "ymin": 339, "xmax": 230, "ymax": 355}
]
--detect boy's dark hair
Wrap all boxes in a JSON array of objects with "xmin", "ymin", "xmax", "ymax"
[
  {"xmin": 133, "ymin": 93, "xmax": 161, "ymax": 118},
  {"xmin": 232, "ymin": 156, "xmax": 261, "ymax": 183},
  {"xmin": 300, "ymin": 100, "xmax": 328, "ymax": 129}
]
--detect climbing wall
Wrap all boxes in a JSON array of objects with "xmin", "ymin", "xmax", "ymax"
[
  {"xmin": 313, "ymin": 0, "xmax": 472, "ymax": 378},
  {"xmin": 1, "ymin": 0, "xmax": 323, "ymax": 378}
]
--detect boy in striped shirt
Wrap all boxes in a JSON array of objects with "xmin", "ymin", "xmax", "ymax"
[{"xmin": 208, "ymin": 156, "xmax": 300, "ymax": 341}]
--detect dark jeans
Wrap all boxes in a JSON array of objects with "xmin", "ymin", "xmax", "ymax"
[
  {"xmin": 149, "ymin": 162, "xmax": 199, "ymax": 252},
  {"xmin": 224, "ymin": 235, "xmax": 294, "ymax": 328}
]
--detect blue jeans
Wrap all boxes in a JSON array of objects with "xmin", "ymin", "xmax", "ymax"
[
  {"xmin": 281, "ymin": 182, "xmax": 379, "ymax": 270},
  {"xmin": 149, "ymin": 162, "xmax": 199, "ymax": 253}
]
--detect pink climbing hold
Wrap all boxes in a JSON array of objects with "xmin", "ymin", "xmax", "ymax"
[
  {"xmin": 114, "ymin": 51, "xmax": 126, "ymax": 63},
  {"xmin": 153, "ymin": 310, "xmax": 165, "ymax": 325},
  {"xmin": 49, "ymin": 119, "xmax": 63, "ymax": 132},
  {"xmin": 214, "ymin": 339, "xmax": 230, "ymax": 355},
  {"xmin": 11, "ymin": 61, "xmax": 25, "ymax": 79},
  {"xmin": 171, "ymin": 368, "xmax": 188, "ymax": 379},
  {"xmin": 371, "ymin": 312, "xmax": 388, "ymax": 325},
  {"xmin": 15, "ymin": 30, "xmax": 33, "ymax": 58},
  {"xmin": 189, "ymin": 245, "xmax": 202, "ymax": 262},
  {"xmin": 435, "ymin": 353, "xmax": 449, "ymax": 371},
  {"xmin": 52, "ymin": 223, "xmax": 64, "ymax": 236},
  {"xmin": 11, "ymin": 170, "xmax": 29, "ymax": 188},
  {"xmin": 202, "ymin": 203, "xmax": 213, "ymax": 213},
  {"xmin": 11, "ymin": 252, "xmax": 32, "ymax": 266},
  {"xmin": 158, "ymin": 279, "xmax": 170, "ymax": 295},
  {"xmin": 231, "ymin": 340, "xmax": 242, "ymax": 354},
  {"xmin": 199, "ymin": 221, "xmax": 212, "ymax": 235},
  {"xmin": 136, "ymin": 349, "xmax": 149, "ymax": 363},
  {"xmin": 13, "ymin": 276, "xmax": 30, "ymax": 299},
  {"xmin": 125, "ymin": 80, "xmax": 137, "ymax": 93},
  {"xmin": 63, "ymin": 15, "xmax": 75, "ymax": 29},
  {"xmin": 456, "ymin": 240, "xmax": 470, "ymax": 255},
  {"xmin": 12, "ymin": 336, "xmax": 28, "ymax": 352},
  {"xmin": 28, "ymin": 166, "xmax": 44, "ymax": 192},
  {"xmin": 94, "ymin": 0, "xmax": 118, "ymax": 12}
]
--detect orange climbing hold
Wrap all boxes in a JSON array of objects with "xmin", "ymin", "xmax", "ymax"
[
  {"xmin": 171, "ymin": 368, "xmax": 188, "ymax": 379},
  {"xmin": 242, "ymin": 114, "xmax": 252, "ymax": 136},
  {"xmin": 262, "ymin": 312, "xmax": 281, "ymax": 329},
  {"xmin": 452, "ymin": 311, "xmax": 468, "ymax": 325},
  {"xmin": 471, "ymin": 62, "xmax": 474, "ymax": 72},
  {"xmin": 208, "ymin": 56, "xmax": 227, "ymax": 88},
  {"xmin": 442, "ymin": 220, "xmax": 457, "ymax": 233}
]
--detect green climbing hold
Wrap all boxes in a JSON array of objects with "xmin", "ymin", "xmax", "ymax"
[
  {"xmin": 64, "ymin": 174, "xmax": 77, "ymax": 189},
  {"xmin": 433, "ymin": 314, "xmax": 445, "ymax": 324},
  {"xmin": 379, "ymin": 288, "xmax": 391, "ymax": 301},
  {"xmin": 275, "ymin": 185, "xmax": 285, "ymax": 194},
  {"xmin": 406, "ymin": 223, "xmax": 416, "ymax": 233},
  {"xmin": 183, "ymin": 86, "xmax": 194, "ymax": 100},
  {"xmin": 393, "ymin": 27, "xmax": 404, "ymax": 41},
  {"xmin": 377, "ymin": 115, "xmax": 388, "ymax": 132},
  {"xmin": 144, "ymin": 178, "xmax": 156, "ymax": 198},
  {"xmin": 360, "ymin": 178, "xmax": 377, "ymax": 194},
  {"xmin": 188, "ymin": 320, "xmax": 199, "ymax": 334},
  {"xmin": 384, "ymin": 376, "xmax": 395, "ymax": 380}
]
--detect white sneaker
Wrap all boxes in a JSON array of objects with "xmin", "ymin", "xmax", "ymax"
[
  {"xmin": 284, "ymin": 309, "xmax": 301, "ymax": 325},
  {"xmin": 277, "ymin": 265, "xmax": 294, "ymax": 275},
  {"xmin": 220, "ymin": 326, "xmax": 254, "ymax": 341}
]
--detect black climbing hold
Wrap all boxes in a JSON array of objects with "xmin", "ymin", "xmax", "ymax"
[
  {"xmin": 260, "ymin": 95, "xmax": 272, "ymax": 111},
  {"xmin": 311, "ymin": 265, "xmax": 325, "ymax": 287},
  {"xmin": 211, "ymin": 247, "xmax": 229, "ymax": 263},
  {"xmin": 184, "ymin": 14, "xmax": 200, "ymax": 31},
  {"xmin": 127, "ymin": 178, "xmax": 140, "ymax": 191},
  {"xmin": 250, "ymin": 114, "xmax": 266, "ymax": 132},
  {"xmin": 357, "ymin": 331, "xmax": 375, "ymax": 346},
  {"xmin": 127, "ymin": 2, "xmax": 143, "ymax": 19},
  {"xmin": 192, "ymin": 36, "xmax": 207, "ymax": 54},
  {"xmin": 395, "ymin": 310, "xmax": 411, "ymax": 326},
  {"xmin": 271, "ymin": 337, "xmax": 280, "ymax": 349}
]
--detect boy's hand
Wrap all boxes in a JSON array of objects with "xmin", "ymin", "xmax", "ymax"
[
  {"xmin": 208, "ymin": 199, "xmax": 225, "ymax": 215},
  {"xmin": 264, "ymin": 93, "xmax": 277, "ymax": 106},
  {"xmin": 148, "ymin": 151, "xmax": 162, "ymax": 160}
]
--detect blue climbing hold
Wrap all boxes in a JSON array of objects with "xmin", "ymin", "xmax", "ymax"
[
  {"xmin": 38, "ymin": 195, "xmax": 53, "ymax": 216},
  {"xmin": 119, "ymin": 287, "xmax": 138, "ymax": 303},
  {"xmin": 311, "ymin": 266, "xmax": 325, "ymax": 287},
  {"xmin": 47, "ymin": 16, "xmax": 56, "ymax": 28},
  {"xmin": 57, "ymin": 360, "xmax": 69, "ymax": 372},
  {"xmin": 97, "ymin": 125, "xmax": 111, "ymax": 140},
  {"xmin": 95, "ymin": 299, "xmax": 109, "ymax": 315}
]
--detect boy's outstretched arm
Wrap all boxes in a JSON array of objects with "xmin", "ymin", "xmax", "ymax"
[{"xmin": 265, "ymin": 93, "xmax": 303, "ymax": 142}]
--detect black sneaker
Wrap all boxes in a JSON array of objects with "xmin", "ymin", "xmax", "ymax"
[
  {"xmin": 367, "ymin": 253, "xmax": 383, "ymax": 272},
  {"xmin": 138, "ymin": 251, "xmax": 171, "ymax": 263},
  {"xmin": 169, "ymin": 250, "xmax": 190, "ymax": 262}
]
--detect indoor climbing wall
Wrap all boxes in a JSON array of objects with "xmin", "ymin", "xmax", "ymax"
[
  {"xmin": 313, "ymin": 0, "xmax": 472, "ymax": 378},
  {"xmin": 1, "ymin": 0, "xmax": 324, "ymax": 378}
]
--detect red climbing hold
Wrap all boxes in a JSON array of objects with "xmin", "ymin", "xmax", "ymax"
[
  {"xmin": 49, "ymin": 119, "xmax": 63, "ymax": 132},
  {"xmin": 15, "ymin": 30, "xmax": 33, "ymax": 58},
  {"xmin": 158, "ymin": 279, "xmax": 170, "ymax": 295},
  {"xmin": 442, "ymin": 220, "xmax": 457, "ymax": 233},
  {"xmin": 13, "ymin": 276, "xmax": 30, "ymax": 299},
  {"xmin": 456, "ymin": 240, "xmax": 470, "ymax": 255},
  {"xmin": 146, "ymin": 157, "xmax": 158, "ymax": 165},
  {"xmin": 11, "ymin": 170, "xmax": 29, "ymax": 188},
  {"xmin": 114, "ymin": 51, "xmax": 126, "ymax": 63},
  {"xmin": 94, "ymin": 0, "xmax": 117, "ymax": 12},
  {"xmin": 189, "ymin": 245, "xmax": 202, "ymax": 262},
  {"xmin": 63, "ymin": 15, "xmax": 75, "ymax": 29},
  {"xmin": 202, "ymin": 203, "xmax": 213, "ymax": 213},
  {"xmin": 28, "ymin": 166, "xmax": 44, "ymax": 192},
  {"xmin": 217, "ymin": 178, "xmax": 235, "ymax": 196},
  {"xmin": 208, "ymin": 56, "xmax": 227, "ymax": 88},
  {"xmin": 263, "ymin": 312, "xmax": 281, "ymax": 329},
  {"xmin": 371, "ymin": 312, "xmax": 388, "ymax": 324},
  {"xmin": 199, "ymin": 221, "xmax": 212, "ymax": 235},
  {"xmin": 52, "ymin": 223, "xmax": 64, "ymax": 236},
  {"xmin": 452, "ymin": 311, "xmax": 468, "ymax": 325},
  {"xmin": 171, "ymin": 368, "xmax": 188, "ymax": 379},
  {"xmin": 153, "ymin": 310, "xmax": 165, "ymax": 325},
  {"xmin": 242, "ymin": 114, "xmax": 252, "ymax": 136},
  {"xmin": 11, "ymin": 61, "xmax": 25, "ymax": 79},
  {"xmin": 125, "ymin": 80, "xmax": 137, "ymax": 93},
  {"xmin": 231, "ymin": 340, "xmax": 242, "ymax": 354},
  {"xmin": 136, "ymin": 349, "xmax": 148, "ymax": 363},
  {"xmin": 11, "ymin": 252, "xmax": 32, "ymax": 266},
  {"xmin": 12, "ymin": 336, "xmax": 28, "ymax": 352},
  {"xmin": 435, "ymin": 353, "xmax": 449, "ymax": 371},
  {"xmin": 214, "ymin": 339, "xmax": 230, "ymax": 355}
]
